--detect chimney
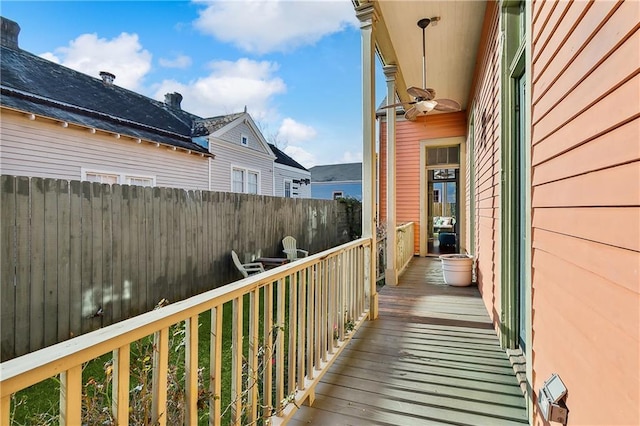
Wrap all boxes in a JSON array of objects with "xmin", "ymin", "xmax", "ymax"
[
  {"xmin": 1, "ymin": 17, "xmax": 20, "ymax": 49},
  {"xmin": 164, "ymin": 92, "xmax": 183, "ymax": 110},
  {"xmin": 99, "ymin": 71, "xmax": 116, "ymax": 85}
]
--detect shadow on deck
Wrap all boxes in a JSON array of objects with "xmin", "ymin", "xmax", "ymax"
[{"xmin": 290, "ymin": 257, "xmax": 528, "ymax": 426}]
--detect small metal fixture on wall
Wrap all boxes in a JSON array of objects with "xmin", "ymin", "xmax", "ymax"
[{"xmin": 538, "ymin": 373, "xmax": 568, "ymax": 424}]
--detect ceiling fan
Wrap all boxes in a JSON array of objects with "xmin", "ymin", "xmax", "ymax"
[{"xmin": 384, "ymin": 17, "xmax": 461, "ymax": 120}]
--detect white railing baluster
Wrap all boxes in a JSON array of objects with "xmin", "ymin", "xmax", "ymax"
[
  {"xmin": 248, "ymin": 289, "xmax": 259, "ymax": 424},
  {"xmin": 322, "ymin": 259, "xmax": 329, "ymax": 359},
  {"xmin": 60, "ymin": 365, "xmax": 81, "ymax": 426},
  {"xmin": 306, "ymin": 265, "xmax": 315, "ymax": 381},
  {"xmin": 210, "ymin": 306, "xmax": 222, "ymax": 426},
  {"xmin": 231, "ymin": 297, "xmax": 243, "ymax": 425},
  {"xmin": 297, "ymin": 268, "xmax": 306, "ymax": 390},
  {"xmin": 152, "ymin": 327, "xmax": 169, "ymax": 426},
  {"xmin": 185, "ymin": 316, "xmax": 198, "ymax": 426},
  {"xmin": 288, "ymin": 272, "xmax": 298, "ymax": 394},
  {"xmin": 1, "ymin": 395, "xmax": 9, "ymax": 425},
  {"xmin": 263, "ymin": 282, "xmax": 273, "ymax": 418},
  {"xmin": 112, "ymin": 344, "xmax": 130, "ymax": 426},
  {"xmin": 314, "ymin": 262, "xmax": 322, "ymax": 367},
  {"xmin": 275, "ymin": 278, "xmax": 285, "ymax": 411},
  {"xmin": 330, "ymin": 257, "xmax": 336, "ymax": 348}
]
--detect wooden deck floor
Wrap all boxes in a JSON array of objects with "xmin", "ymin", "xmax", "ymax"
[{"xmin": 289, "ymin": 257, "xmax": 528, "ymax": 426}]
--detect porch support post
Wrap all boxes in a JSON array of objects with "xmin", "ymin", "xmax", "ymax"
[
  {"xmin": 357, "ymin": 3, "xmax": 378, "ymax": 319},
  {"xmin": 383, "ymin": 65, "xmax": 398, "ymax": 286}
]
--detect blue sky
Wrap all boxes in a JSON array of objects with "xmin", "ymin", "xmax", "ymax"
[{"xmin": 2, "ymin": 0, "xmax": 387, "ymax": 167}]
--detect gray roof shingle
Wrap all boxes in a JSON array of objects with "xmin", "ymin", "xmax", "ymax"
[
  {"xmin": 268, "ymin": 144, "xmax": 307, "ymax": 171},
  {"xmin": 0, "ymin": 38, "xmax": 210, "ymax": 155},
  {"xmin": 309, "ymin": 163, "xmax": 362, "ymax": 182}
]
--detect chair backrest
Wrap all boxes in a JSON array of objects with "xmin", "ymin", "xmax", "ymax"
[
  {"xmin": 282, "ymin": 236, "xmax": 297, "ymax": 260},
  {"xmin": 231, "ymin": 250, "xmax": 248, "ymax": 278}
]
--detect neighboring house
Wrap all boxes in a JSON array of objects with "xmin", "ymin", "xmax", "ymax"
[
  {"xmin": 268, "ymin": 144, "xmax": 311, "ymax": 198},
  {"xmin": 309, "ymin": 162, "xmax": 362, "ymax": 200},
  {"xmin": 0, "ymin": 17, "xmax": 211, "ymax": 190},
  {"xmin": 0, "ymin": 16, "xmax": 287, "ymax": 197},
  {"xmin": 201, "ymin": 112, "xmax": 276, "ymax": 196},
  {"xmin": 357, "ymin": 1, "xmax": 638, "ymax": 425}
]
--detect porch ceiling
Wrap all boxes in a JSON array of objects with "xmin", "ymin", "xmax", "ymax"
[{"xmin": 365, "ymin": 0, "xmax": 487, "ymax": 112}]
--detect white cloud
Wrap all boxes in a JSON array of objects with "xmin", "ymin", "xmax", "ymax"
[
  {"xmin": 159, "ymin": 54, "xmax": 192, "ymax": 69},
  {"xmin": 284, "ymin": 145, "xmax": 316, "ymax": 169},
  {"xmin": 153, "ymin": 58, "xmax": 286, "ymax": 119},
  {"xmin": 277, "ymin": 118, "xmax": 317, "ymax": 144},
  {"xmin": 40, "ymin": 33, "xmax": 152, "ymax": 91},
  {"xmin": 193, "ymin": 0, "xmax": 358, "ymax": 54},
  {"xmin": 340, "ymin": 151, "xmax": 362, "ymax": 163}
]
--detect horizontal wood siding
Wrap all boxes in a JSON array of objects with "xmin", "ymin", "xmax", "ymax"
[
  {"xmin": 0, "ymin": 111, "xmax": 209, "ymax": 190},
  {"xmin": 217, "ymin": 120, "xmax": 269, "ymax": 153},
  {"xmin": 274, "ymin": 165, "xmax": 311, "ymax": 198},
  {"xmin": 466, "ymin": 1, "xmax": 502, "ymax": 326},
  {"xmin": 378, "ymin": 112, "xmax": 466, "ymax": 254},
  {"xmin": 208, "ymin": 140, "xmax": 274, "ymax": 195},
  {"xmin": 531, "ymin": 0, "xmax": 639, "ymax": 424}
]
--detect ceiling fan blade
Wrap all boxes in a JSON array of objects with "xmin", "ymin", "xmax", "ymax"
[
  {"xmin": 407, "ymin": 86, "xmax": 436, "ymax": 100},
  {"xmin": 433, "ymin": 98, "xmax": 461, "ymax": 112},
  {"xmin": 380, "ymin": 101, "xmax": 416, "ymax": 109},
  {"xmin": 404, "ymin": 106, "xmax": 420, "ymax": 120}
]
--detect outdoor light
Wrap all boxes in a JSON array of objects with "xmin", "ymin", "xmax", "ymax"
[
  {"xmin": 415, "ymin": 100, "xmax": 437, "ymax": 113},
  {"xmin": 538, "ymin": 373, "xmax": 568, "ymax": 424}
]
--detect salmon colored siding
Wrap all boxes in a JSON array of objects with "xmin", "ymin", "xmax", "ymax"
[
  {"xmin": 530, "ymin": 1, "xmax": 639, "ymax": 425},
  {"xmin": 466, "ymin": 0, "xmax": 502, "ymax": 328},
  {"xmin": 378, "ymin": 112, "xmax": 466, "ymax": 254}
]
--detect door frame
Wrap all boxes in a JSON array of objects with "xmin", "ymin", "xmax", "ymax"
[
  {"xmin": 500, "ymin": 0, "xmax": 531, "ymax": 352},
  {"xmin": 419, "ymin": 137, "xmax": 466, "ymax": 256}
]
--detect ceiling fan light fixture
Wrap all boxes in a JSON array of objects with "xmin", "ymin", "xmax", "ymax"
[{"xmin": 416, "ymin": 100, "xmax": 437, "ymax": 113}]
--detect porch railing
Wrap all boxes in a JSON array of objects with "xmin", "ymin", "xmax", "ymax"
[
  {"xmin": 396, "ymin": 222, "xmax": 415, "ymax": 276},
  {"xmin": 377, "ymin": 222, "xmax": 415, "ymax": 283},
  {"xmin": 0, "ymin": 238, "xmax": 373, "ymax": 426}
]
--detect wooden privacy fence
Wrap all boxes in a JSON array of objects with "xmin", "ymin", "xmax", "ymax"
[{"xmin": 0, "ymin": 175, "xmax": 352, "ymax": 361}]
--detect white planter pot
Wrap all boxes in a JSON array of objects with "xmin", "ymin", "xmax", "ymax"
[{"xmin": 439, "ymin": 254, "xmax": 474, "ymax": 287}]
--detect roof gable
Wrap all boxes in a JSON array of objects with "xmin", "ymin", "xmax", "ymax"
[{"xmin": 206, "ymin": 112, "xmax": 275, "ymax": 158}]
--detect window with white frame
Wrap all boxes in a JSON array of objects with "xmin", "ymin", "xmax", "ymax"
[
  {"xmin": 232, "ymin": 167, "xmax": 259, "ymax": 194},
  {"xmin": 82, "ymin": 169, "xmax": 155, "ymax": 187},
  {"xmin": 284, "ymin": 179, "xmax": 292, "ymax": 198},
  {"xmin": 125, "ymin": 176, "xmax": 154, "ymax": 187},
  {"xmin": 85, "ymin": 172, "xmax": 119, "ymax": 185},
  {"xmin": 247, "ymin": 171, "xmax": 258, "ymax": 194},
  {"xmin": 240, "ymin": 134, "xmax": 248, "ymax": 146},
  {"xmin": 232, "ymin": 168, "xmax": 245, "ymax": 192}
]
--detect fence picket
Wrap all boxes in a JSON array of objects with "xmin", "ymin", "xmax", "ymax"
[
  {"xmin": 1, "ymin": 176, "xmax": 16, "ymax": 360},
  {"xmin": 43, "ymin": 178, "xmax": 59, "ymax": 347},
  {"xmin": 68, "ymin": 181, "xmax": 82, "ymax": 338},
  {"xmin": 56, "ymin": 179, "xmax": 71, "ymax": 343},
  {"xmin": 29, "ymin": 178, "xmax": 45, "ymax": 351}
]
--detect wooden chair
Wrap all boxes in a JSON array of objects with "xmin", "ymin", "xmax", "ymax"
[
  {"xmin": 231, "ymin": 250, "xmax": 264, "ymax": 278},
  {"xmin": 282, "ymin": 236, "xmax": 309, "ymax": 261}
]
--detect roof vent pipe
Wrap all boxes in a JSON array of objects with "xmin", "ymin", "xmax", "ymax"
[
  {"xmin": 99, "ymin": 71, "xmax": 116, "ymax": 85},
  {"xmin": 1, "ymin": 17, "xmax": 20, "ymax": 49}
]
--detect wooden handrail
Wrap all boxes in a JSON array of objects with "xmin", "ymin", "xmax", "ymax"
[{"xmin": 1, "ymin": 237, "xmax": 373, "ymax": 425}]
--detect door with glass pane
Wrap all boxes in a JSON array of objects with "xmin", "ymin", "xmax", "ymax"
[{"xmin": 426, "ymin": 146, "xmax": 460, "ymax": 255}]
